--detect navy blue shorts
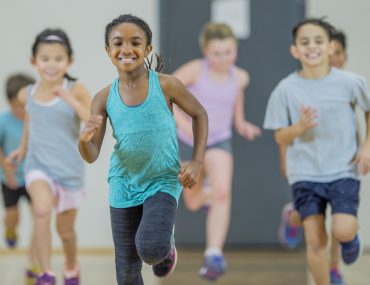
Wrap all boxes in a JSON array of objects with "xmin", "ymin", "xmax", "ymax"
[{"xmin": 292, "ymin": 178, "xmax": 360, "ymax": 220}]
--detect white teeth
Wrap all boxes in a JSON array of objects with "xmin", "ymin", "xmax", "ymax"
[
  {"xmin": 307, "ymin": 53, "xmax": 320, "ymax": 59},
  {"xmin": 119, "ymin": 57, "xmax": 135, "ymax": 63}
]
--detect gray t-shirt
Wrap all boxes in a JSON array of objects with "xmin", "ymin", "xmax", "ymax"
[{"xmin": 264, "ymin": 67, "xmax": 370, "ymax": 185}]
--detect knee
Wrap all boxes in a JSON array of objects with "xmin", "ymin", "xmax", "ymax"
[
  {"xmin": 33, "ymin": 204, "xmax": 52, "ymax": 221},
  {"xmin": 136, "ymin": 237, "xmax": 170, "ymax": 265},
  {"xmin": 332, "ymin": 227, "xmax": 356, "ymax": 243}
]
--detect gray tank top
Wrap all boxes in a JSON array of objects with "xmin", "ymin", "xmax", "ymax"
[{"xmin": 24, "ymin": 80, "xmax": 84, "ymax": 191}]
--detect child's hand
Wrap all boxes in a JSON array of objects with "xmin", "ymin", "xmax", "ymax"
[
  {"xmin": 5, "ymin": 149, "xmax": 25, "ymax": 169},
  {"xmin": 178, "ymin": 160, "xmax": 202, "ymax": 189},
  {"xmin": 80, "ymin": 115, "xmax": 103, "ymax": 142},
  {"xmin": 53, "ymin": 86, "xmax": 72, "ymax": 102},
  {"xmin": 354, "ymin": 145, "xmax": 370, "ymax": 175},
  {"xmin": 237, "ymin": 121, "xmax": 262, "ymax": 140},
  {"xmin": 298, "ymin": 104, "xmax": 319, "ymax": 132}
]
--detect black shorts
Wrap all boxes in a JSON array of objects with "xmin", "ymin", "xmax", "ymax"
[{"xmin": 1, "ymin": 183, "xmax": 31, "ymax": 208}]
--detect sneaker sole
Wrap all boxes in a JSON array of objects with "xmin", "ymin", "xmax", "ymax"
[{"xmin": 166, "ymin": 246, "xmax": 178, "ymax": 277}]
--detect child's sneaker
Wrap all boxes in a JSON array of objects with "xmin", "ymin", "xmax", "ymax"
[
  {"xmin": 35, "ymin": 272, "xmax": 56, "ymax": 285},
  {"xmin": 5, "ymin": 229, "xmax": 17, "ymax": 248},
  {"xmin": 25, "ymin": 266, "xmax": 41, "ymax": 285},
  {"xmin": 64, "ymin": 264, "xmax": 80, "ymax": 285},
  {"xmin": 152, "ymin": 233, "xmax": 178, "ymax": 277},
  {"xmin": 330, "ymin": 268, "xmax": 347, "ymax": 285},
  {"xmin": 278, "ymin": 203, "xmax": 302, "ymax": 249},
  {"xmin": 64, "ymin": 276, "xmax": 79, "ymax": 285},
  {"xmin": 341, "ymin": 235, "xmax": 363, "ymax": 265},
  {"xmin": 199, "ymin": 254, "xmax": 226, "ymax": 281}
]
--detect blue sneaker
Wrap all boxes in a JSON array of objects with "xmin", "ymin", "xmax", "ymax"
[
  {"xmin": 152, "ymin": 233, "xmax": 178, "ymax": 277},
  {"xmin": 330, "ymin": 268, "xmax": 347, "ymax": 285},
  {"xmin": 341, "ymin": 235, "xmax": 362, "ymax": 265},
  {"xmin": 199, "ymin": 254, "xmax": 226, "ymax": 281},
  {"xmin": 278, "ymin": 203, "xmax": 302, "ymax": 249}
]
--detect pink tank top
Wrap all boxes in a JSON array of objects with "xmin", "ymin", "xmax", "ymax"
[{"xmin": 177, "ymin": 60, "xmax": 239, "ymax": 146}]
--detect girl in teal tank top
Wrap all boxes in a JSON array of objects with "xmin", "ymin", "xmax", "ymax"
[{"xmin": 79, "ymin": 15, "xmax": 208, "ymax": 284}]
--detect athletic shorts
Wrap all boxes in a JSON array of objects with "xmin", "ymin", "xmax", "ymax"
[
  {"xmin": 292, "ymin": 178, "xmax": 360, "ymax": 220},
  {"xmin": 1, "ymin": 183, "xmax": 31, "ymax": 208},
  {"xmin": 25, "ymin": 170, "xmax": 86, "ymax": 213}
]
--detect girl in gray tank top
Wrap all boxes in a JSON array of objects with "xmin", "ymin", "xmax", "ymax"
[{"xmin": 7, "ymin": 28, "xmax": 92, "ymax": 285}]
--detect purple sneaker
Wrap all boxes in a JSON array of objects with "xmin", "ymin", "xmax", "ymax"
[
  {"xmin": 330, "ymin": 268, "xmax": 347, "ymax": 285},
  {"xmin": 64, "ymin": 276, "xmax": 79, "ymax": 285},
  {"xmin": 199, "ymin": 254, "xmax": 226, "ymax": 281},
  {"xmin": 278, "ymin": 203, "xmax": 302, "ymax": 249},
  {"xmin": 341, "ymin": 235, "xmax": 363, "ymax": 265},
  {"xmin": 36, "ymin": 273, "xmax": 56, "ymax": 285},
  {"xmin": 152, "ymin": 236, "xmax": 178, "ymax": 277}
]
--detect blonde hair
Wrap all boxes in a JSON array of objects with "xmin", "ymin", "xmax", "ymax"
[{"xmin": 199, "ymin": 22, "xmax": 237, "ymax": 50}]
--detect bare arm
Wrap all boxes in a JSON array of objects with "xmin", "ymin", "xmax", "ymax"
[
  {"xmin": 278, "ymin": 144, "xmax": 287, "ymax": 179},
  {"xmin": 6, "ymin": 87, "xmax": 29, "ymax": 164},
  {"xmin": 354, "ymin": 111, "xmax": 370, "ymax": 175},
  {"xmin": 275, "ymin": 104, "xmax": 318, "ymax": 145},
  {"xmin": 78, "ymin": 87, "xmax": 109, "ymax": 163},
  {"xmin": 233, "ymin": 69, "xmax": 261, "ymax": 140}
]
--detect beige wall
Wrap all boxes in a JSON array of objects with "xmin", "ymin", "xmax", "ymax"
[
  {"xmin": 0, "ymin": 0, "xmax": 159, "ymax": 248},
  {"xmin": 307, "ymin": 0, "xmax": 370, "ymax": 247}
]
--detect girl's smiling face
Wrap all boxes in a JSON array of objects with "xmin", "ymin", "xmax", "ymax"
[
  {"xmin": 203, "ymin": 37, "xmax": 237, "ymax": 72},
  {"xmin": 106, "ymin": 22, "xmax": 152, "ymax": 72},
  {"xmin": 32, "ymin": 43, "xmax": 72, "ymax": 83}
]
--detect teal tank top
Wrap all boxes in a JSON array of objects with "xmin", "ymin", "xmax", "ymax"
[{"xmin": 106, "ymin": 70, "xmax": 182, "ymax": 208}]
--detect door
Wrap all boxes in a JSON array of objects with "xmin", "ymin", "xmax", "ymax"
[{"xmin": 160, "ymin": 0, "xmax": 305, "ymax": 246}]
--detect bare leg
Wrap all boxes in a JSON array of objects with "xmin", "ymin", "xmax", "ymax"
[
  {"xmin": 28, "ymin": 180, "xmax": 54, "ymax": 272},
  {"xmin": 204, "ymin": 149, "xmax": 233, "ymax": 251},
  {"xmin": 330, "ymin": 233, "xmax": 341, "ymax": 270},
  {"xmin": 4, "ymin": 206, "xmax": 20, "ymax": 232},
  {"xmin": 288, "ymin": 209, "xmax": 302, "ymax": 227},
  {"xmin": 56, "ymin": 209, "xmax": 78, "ymax": 271},
  {"xmin": 303, "ymin": 215, "xmax": 330, "ymax": 285}
]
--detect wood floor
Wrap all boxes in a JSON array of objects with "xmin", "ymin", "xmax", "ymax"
[{"xmin": 0, "ymin": 248, "xmax": 368, "ymax": 284}]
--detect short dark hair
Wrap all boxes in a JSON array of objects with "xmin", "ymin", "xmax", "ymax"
[
  {"xmin": 6, "ymin": 73, "xmax": 35, "ymax": 101},
  {"xmin": 332, "ymin": 30, "xmax": 346, "ymax": 50},
  {"xmin": 292, "ymin": 18, "xmax": 336, "ymax": 43}
]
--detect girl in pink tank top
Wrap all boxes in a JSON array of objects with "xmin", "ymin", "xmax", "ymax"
[{"xmin": 173, "ymin": 22, "xmax": 261, "ymax": 281}]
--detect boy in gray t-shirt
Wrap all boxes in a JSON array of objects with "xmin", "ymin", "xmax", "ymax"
[{"xmin": 264, "ymin": 18, "xmax": 370, "ymax": 285}]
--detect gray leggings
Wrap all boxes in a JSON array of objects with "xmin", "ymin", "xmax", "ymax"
[{"xmin": 110, "ymin": 192, "xmax": 177, "ymax": 285}]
